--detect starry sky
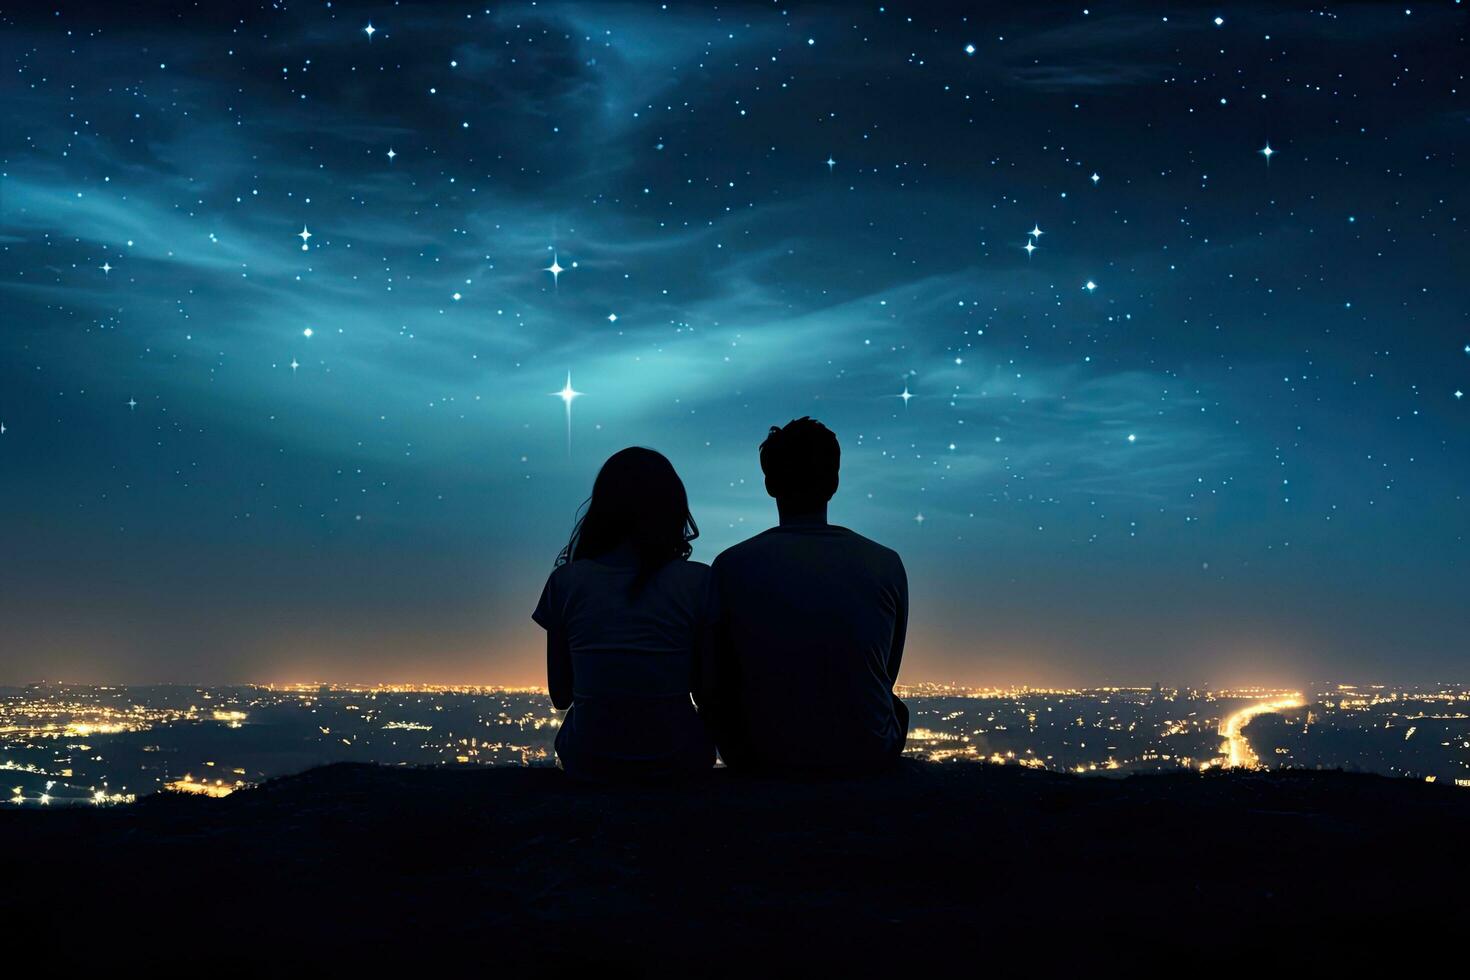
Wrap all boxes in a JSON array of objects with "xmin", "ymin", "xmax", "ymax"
[{"xmin": 2, "ymin": 2, "xmax": 1467, "ymax": 688}]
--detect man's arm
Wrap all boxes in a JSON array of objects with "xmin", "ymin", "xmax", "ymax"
[
  {"xmin": 690, "ymin": 569, "xmax": 717, "ymax": 711},
  {"xmin": 701, "ymin": 556, "xmax": 748, "ymax": 767},
  {"xmin": 886, "ymin": 555, "xmax": 909, "ymax": 683}
]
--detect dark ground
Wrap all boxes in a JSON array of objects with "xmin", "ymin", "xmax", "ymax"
[{"xmin": 3, "ymin": 762, "xmax": 1465, "ymax": 973}]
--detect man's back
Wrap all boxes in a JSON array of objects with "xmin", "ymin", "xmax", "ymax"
[{"xmin": 710, "ymin": 523, "xmax": 908, "ymax": 770}]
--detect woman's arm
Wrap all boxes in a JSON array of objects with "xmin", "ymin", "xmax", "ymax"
[
  {"xmin": 534, "ymin": 570, "xmax": 573, "ymax": 710},
  {"xmin": 546, "ymin": 625, "xmax": 573, "ymax": 710}
]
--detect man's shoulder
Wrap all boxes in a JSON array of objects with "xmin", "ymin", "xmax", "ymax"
[
  {"xmin": 714, "ymin": 525, "xmax": 903, "ymax": 570},
  {"xmin": 829, "ymin": 524, "xmax": 900, "ymax": 558},
  {"xmin": 711, "ymin": 528, "xmax": 783, "ymax": 568}
]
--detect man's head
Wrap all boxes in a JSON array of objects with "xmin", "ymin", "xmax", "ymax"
[{"xmin": 759, "ymin": 417, "xmax": 840, "ymax": 512}]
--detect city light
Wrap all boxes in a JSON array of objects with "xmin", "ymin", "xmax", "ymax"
[{"xmin": 2, "ymin": 682, "xmax": 1466, "ymax": 805}]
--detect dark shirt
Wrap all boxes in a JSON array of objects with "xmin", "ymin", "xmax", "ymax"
[
  {"xmin": 533, "ymin": 558, "xmax": 715, "ymax": 780},
  {"xmin": 709, "ymin": 523, "xmax": 908, "ymax": 770}
]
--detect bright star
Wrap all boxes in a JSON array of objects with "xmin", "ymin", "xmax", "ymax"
[
  {"xmin": 607, "ymin": 313, "xmax": 618, "ymax": 323},
  {"xmin": 554, "ymin": 374, "xmax": 583, "ymax": 407},
  {"xmin": 544, "ymin": 253, "xmax": 565, "ymax": 285},
  {"xmin": 914, "ymin": 512, "xmax": 926, "ymax": 524},
  {"xmin": 1260, "ymin": 142, "xmax": 1275, "ymax": 162},
  {"xmin": 386, "ymin": 148, "xmax": 396, "ymax": 161},
  {"xmin": 1023, "ymin": 240, "xmax": 1037, "ymax": 256},
  {"xmin": 100, "ymin": 262, "xmax": 112, "ymax": 274},
  {"xmin": 1084, "ymin": 280, "xmax": 1097, "ymax": 292},
  {"xmin": 898, "ymin": 386, "xmax": 913, "ymax": 406},
  {"xmin": 297, "ymin": 226, "xmax": 312, "ymax": 250},
  {"xmin": 452, "ymin": 292, "xmax": 462, "ymax": 301},
  {"xmin": 964, "ymin": 43, "xmax": 976, "ymax": 55},
  {"xmin": 1090, "ymin": 172, "xmax": 1100, "ymax": 184},
  {"xmin": 127, "ymin": 397, "xmax": 137, "ymax": 410},
  {"xmin": 303, "ymin": 327, "xmax": 313, "ymax": 337},
  {"xmin": 1457, "ymin": 390, "xmax": 1465, "ymax": 400},
  {"xmin": 1029, "ymin": 224, "xmax": 1043, "ymax": 238},
  {"xmin": 1214, "ymin": 16, "xmax": 1224, "ymax": 26},
  {"xmin": 551, "ymin": 373, "xmax": 584, "ymax": 453},
  {"xmin": 364, "ymin": 22, "xmax": 376, "ymax": 39},
  {"xmin": 1127, "ymin": 433, "xmax": 1137, "ymax": 442},
  {"xmin": 826, "ymin": 156, "xmax": 836, "ymax": 171},
  {"xmin": 290, "ymin": 358, "xmax": 300, "ymax": 373}
]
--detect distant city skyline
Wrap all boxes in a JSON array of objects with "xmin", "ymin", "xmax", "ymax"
[
  {"xmin": 2, "ymin": 3, "xmax": 1466, "ymax": 687},
  {"xmin": 6, "ymin": 680, "xmax": 1467, "ymax": 804}
]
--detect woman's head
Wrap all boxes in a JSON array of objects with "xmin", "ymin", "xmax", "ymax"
[{"xmin": 557, "ymin": 447, "xmax": 698, "ymax": 592}]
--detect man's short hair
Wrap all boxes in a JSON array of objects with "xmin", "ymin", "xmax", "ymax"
[{"xmin": 759, "ymin": 417, "xmax": 840, "ymax": 506}]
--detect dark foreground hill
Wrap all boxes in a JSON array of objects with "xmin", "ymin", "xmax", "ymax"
[{"xmin": 4, "ymin": 762, "xmax": 1466, "ymax": 972}]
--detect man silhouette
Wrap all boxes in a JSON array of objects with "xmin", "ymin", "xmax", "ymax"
[{"xmin": 709, "ymin": 417, "xmax": 909, "ymax": 771}]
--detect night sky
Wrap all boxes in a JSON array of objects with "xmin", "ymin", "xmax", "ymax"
[{"xmin": 2, "ymin": 2, "xmax": 1466, "ymax": 688}]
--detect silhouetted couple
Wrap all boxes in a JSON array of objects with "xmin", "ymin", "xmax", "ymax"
[{"xmin": 532, "ymin": 418, "xmax": 909, "ymax": 780}]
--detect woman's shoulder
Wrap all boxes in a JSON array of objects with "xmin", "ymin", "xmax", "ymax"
[
  {"xmin": 672, "ymin": 557, "xmax": 712, "ymax": 579},
  {"xmin": 543, "ymin": 561, "xmax": 577, "ymax": 584},
  {"xmin": 541, "ymin": 559, "xmax": 597, "ymax": 595},
  {"xmin": 654, "ymin": 557, "xmax": 710, "ymax": 592}
]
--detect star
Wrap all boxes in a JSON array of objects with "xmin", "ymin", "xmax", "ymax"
[
  {"xmin": 544, "ymin": 253, "xmax": 565, "ymax": 285},
  {"xmin": 898, "ymin": 385, "xmax": 914, "ymax": 406},
  {"xmin": 964, "ymin": 43, "xmax": 976, "ymax": 55},
  {"xmin": 297, "ymin": 226, "xmax": 312, "ymax": 250},
  {"xmin": 290, "ymin": 358, "xmax": 300, "ymax": 373},
  {"xmin": 100, "ymin": 262, "xmax": 112, "ymax": 274},
  {"xmin": 826, "ymin": 156, "xmax": 836, "ymax": 172},
  {"xmin": 914, "ymin": 513, "xmax": 926, "ymax": 524},
  {"xmin": 127, "ymin": 397, "xmax": 137, "ymax": 410},
  {"xmin": 607, "ymin": 313, "xmax": 618, "ymax": 323},
  {"xmin": 386, "ymin": 148, "xmax": 397, "ymax": 161},
  {"xmin": 553, "ymin": 373, "xmax": 583, "ymax": 407},
  {"xmin": 1456, "ymin": 390, "xmax": 1465, "ymax": 401},
  {"xmin": 1260, "ymin": 142, "xmax": 1275, "ymax": 163},
  {"xmin": 1214, "ymin": 16, "xmax": 1224, "ymax": 26},
  {"xmin": 551, "ymin": 373, "xmax": 584, "ymax": 453},
  {"xmin": 1029, "ymin": 224, "xmax": 1043, "ymax": 239},
  {"xmin": 1, "ymin": 422, "xmax": 6, "ymax": 435},
  {"xmin": 303, "ymin": 327, "xmax": 313, "ymax": 338},
  {"xmin": 1127, "ymin": 433, "xmax": 1137, "ymax": 442},
  {"xmin": 364, "ymin": 22, "xmax": 376, "ymax": 40},
  {"xmin": 1090, "ymin": 172, "xmax": 1100, "ymax": 184},
  {"xmin": 1084, "ymin": 280, "xmax": 1097, "ymax": 292},
  {"xmin": 1023, "ymin": 239, "xmax": 1037, "ymax": 256}
]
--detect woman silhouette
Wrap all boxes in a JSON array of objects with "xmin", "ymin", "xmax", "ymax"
[{"xmin": 532, "ymin": 447, "xmax": 715, "ymax": 779}]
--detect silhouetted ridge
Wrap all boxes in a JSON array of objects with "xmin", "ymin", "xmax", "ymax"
[{"xmin": 3, "ymin": 762, "xmax": 1463, "ymax": 971}]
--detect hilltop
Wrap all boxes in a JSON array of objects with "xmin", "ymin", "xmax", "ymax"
[{"xmin": 3, "ymin": 761, "xmax": 1464, "ymax": 971}]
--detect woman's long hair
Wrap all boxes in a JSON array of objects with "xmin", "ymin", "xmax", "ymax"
[{"xmin": 556, "ymin": 447, "xmax": 698, "ymax": 595}]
